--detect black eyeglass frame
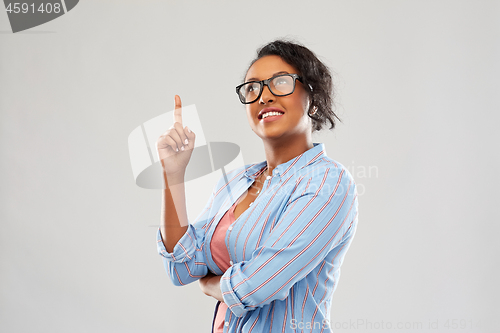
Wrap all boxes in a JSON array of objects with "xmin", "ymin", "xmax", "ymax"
[{"xmin": 235, "ymin": 73, "xmax": 304, "ymax": 104}]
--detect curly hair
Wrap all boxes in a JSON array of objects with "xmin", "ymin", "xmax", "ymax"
[{"xmin": 245, "ymin": 39, "xmax": 340, "ymax": 132}]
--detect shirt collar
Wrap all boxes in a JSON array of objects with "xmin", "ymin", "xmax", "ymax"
[{"xmin": 243, "ymin": 143, "xmax": 327, "ymax": 180}]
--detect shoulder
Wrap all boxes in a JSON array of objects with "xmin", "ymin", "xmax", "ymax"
[
  {"xmin": 295, "ymin": 156, "xmax": 357, "ymax": 197},
  {"xmin": 303, "ymin": 155, "xmax": 354, "ymax": 182}
]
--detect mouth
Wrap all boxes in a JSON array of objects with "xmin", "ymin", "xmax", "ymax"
[{"xmin": 258, "ymin": 107, "xmax": 285, "ymax": 120}]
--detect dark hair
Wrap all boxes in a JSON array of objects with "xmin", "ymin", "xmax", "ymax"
[{"xmin": 246, "ymin": 39, "xmax": 340, "ymax": 132}]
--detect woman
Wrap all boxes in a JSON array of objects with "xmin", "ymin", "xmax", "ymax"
[{"xmin": 156, "ymin": 40, "xmax": 359, "ymax": 333}]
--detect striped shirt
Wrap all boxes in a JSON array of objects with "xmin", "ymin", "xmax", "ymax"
[{"xmin": 157, "ymin": 143, "xmax": 359, "ymax": 333}]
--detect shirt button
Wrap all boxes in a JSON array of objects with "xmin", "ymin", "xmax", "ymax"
[
  {"xmin": 225, "ymin": 322, "xmax": 229, "ymax": 327},
  {"xmin": 266, "ymin": 175, "xmax": 272, "ymax": 180},
  {"xmin": 229, "ymin": 260, "xmax": 233, "ymax": 265},
  {"xmin": 249, "ymin": 202, "xmax": 253, "ymax": 206},
  {"xmin": 228, "ymin": 225, "xmax": 233, "ymax": 231}
]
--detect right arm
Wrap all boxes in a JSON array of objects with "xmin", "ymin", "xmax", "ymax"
[
  {"xmin": 157, "ymin": 95, "xmax": 194, "ymax": 252},
  {"xmin": 156, "ymin": 95, "xmax": 209, "ymax": 285}
]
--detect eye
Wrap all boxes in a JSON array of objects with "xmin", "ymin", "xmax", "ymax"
[
  {"xmin": 272, "ymin": 75, "xmax": 293, "ymax": 88},
  {"xmin": 274, "ymin": 77, "xmax": 289, "ymax": 86},
  {"xmin": 245, "ymin": 82, "xmax": 260, "ymax": 94}
]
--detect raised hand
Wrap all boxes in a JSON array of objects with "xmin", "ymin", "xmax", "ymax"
[{"xmin": 156, "ymin": 95, "xmax": 196, "ymax": 180}]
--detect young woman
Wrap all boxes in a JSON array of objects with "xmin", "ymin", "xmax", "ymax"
[{"xmin": 156, "ymin": 40, "xmax": 359, "ymax": 333}]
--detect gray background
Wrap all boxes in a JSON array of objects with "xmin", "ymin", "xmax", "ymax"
[{"xmin": 1, "ymin": 1, "xmax": 499, "ymax": 332}]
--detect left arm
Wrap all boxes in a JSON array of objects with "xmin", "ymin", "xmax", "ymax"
[{"xmin": 199, "ymin": 272, "xmax": 224, "ymax": 303}]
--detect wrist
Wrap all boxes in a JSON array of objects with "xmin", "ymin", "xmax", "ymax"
[{"xmin": 163, "ymin": 170, "xmax": 185, "ymax": 186}]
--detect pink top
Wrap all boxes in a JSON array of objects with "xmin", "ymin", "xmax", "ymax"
[{"xmin": 210, "ymin": 199, "xmax": 239, "ymax": 333}]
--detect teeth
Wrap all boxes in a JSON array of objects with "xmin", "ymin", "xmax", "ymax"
[{"xmin": 261, "ymin": 111, "xmax": 284, "ymax": 119}]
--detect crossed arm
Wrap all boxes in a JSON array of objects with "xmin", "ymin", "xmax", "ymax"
[{"xmin": 199, "ymin": 272, "xmax": 224, "ymax": 303}]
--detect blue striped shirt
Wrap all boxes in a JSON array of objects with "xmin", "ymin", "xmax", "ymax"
[{"xmin": 157, "ymin": 143, "xmax": 359, "ymax": 332}]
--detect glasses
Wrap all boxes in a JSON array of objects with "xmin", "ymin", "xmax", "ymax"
[{"xmin": 235, "ymin": 73, "xmax": 303, "ymax": 104}]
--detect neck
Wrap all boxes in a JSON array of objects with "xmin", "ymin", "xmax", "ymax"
[{"xmin": 262, "ymin": 135, "xmax": 314, "ymax": 175}]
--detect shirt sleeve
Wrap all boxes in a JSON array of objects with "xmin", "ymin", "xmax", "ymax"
[
  {"xmin": 156, "ymin": 177, "xmax": 222, "ymax": 286},
  {"xmin": 220, "ymin": 167, "xmax": 359, "ymax": 317}
]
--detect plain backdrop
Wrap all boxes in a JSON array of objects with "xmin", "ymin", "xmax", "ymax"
[{"xmin": 1, "ymin": 1, "xmax": 499, "ymax": 332}]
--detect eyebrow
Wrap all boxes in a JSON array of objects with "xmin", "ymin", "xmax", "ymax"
[{"xmin": 245, "ymin": 71, "xmax": 290, "ymax": 83}]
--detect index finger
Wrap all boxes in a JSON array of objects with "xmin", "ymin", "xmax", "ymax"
[{"xmin": 173, "ymin": 95, "xmax": 183, "ymax": 125}]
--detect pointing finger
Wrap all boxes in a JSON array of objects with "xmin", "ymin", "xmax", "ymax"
[{"xmin": 173, "ymin": 95, "xmax": 183, "ymax": 126}]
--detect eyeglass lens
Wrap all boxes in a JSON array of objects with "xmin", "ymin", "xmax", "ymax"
[{"xmin": 240, "ymin": 75, "xmax": 295, "ymax": 103}]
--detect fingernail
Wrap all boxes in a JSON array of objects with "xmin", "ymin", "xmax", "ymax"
[
  {"xmin": 184, "ymin": 139, "xmax": 189, "ymax": 145},
  {"xmin": 186, "ymin": 126, "xmax": 191, "ymax": 133},
  {"xmin": 180, "ymin": 146, "xmax": 185, "ymax": 151}
]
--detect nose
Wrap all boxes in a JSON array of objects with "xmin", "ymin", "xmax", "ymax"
[{"xmin": 259, "ymin": 84, "xmax": 274, "ymax": 105}]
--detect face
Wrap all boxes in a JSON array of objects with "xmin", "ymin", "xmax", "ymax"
[{"xmin": 243, "ymin": 55, "xmax": 312, "ymax": 142}]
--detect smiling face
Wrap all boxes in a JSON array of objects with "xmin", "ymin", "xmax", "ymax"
[{"xmin": 244, "ymin": 55, "xmax": 313, "ymax": 143}]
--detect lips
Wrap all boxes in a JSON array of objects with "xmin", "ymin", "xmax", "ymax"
[{"xmin": 258, "ymin": 107, "xmax": 285, "ymax": 120}]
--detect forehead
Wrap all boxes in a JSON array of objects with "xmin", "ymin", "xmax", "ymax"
[{"xmin": 245, "ymin": 55, "xmax": 299, "ymax": 81}]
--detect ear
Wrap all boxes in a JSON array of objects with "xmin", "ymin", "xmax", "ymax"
[
  {"xmin": 308, "ymin": 106, "xmax": 318, "ymax": 116},
  {"xmin": 306, "ymin": 93, "xmax": 316, "ymax": 115},
  {"xmin": 308, "ymin": 93, "xmax": 315, "ymax": 110}
]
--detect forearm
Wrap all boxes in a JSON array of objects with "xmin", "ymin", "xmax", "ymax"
[
  {"xmin": 160, "ymin": 170, "xmax": 189, "ymax": 253},
  {"xmin": 199, "ymin": 273, "xmax": 224, "ymax": 303}
]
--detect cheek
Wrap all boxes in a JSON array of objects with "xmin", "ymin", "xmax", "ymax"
[
  {"xmin": 290, "ymin": 92, "xmax": 310, "ymax": 116},
  {"xmin": 245, "ymin": 106, "xmax": 256, "ymax": 124}
]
